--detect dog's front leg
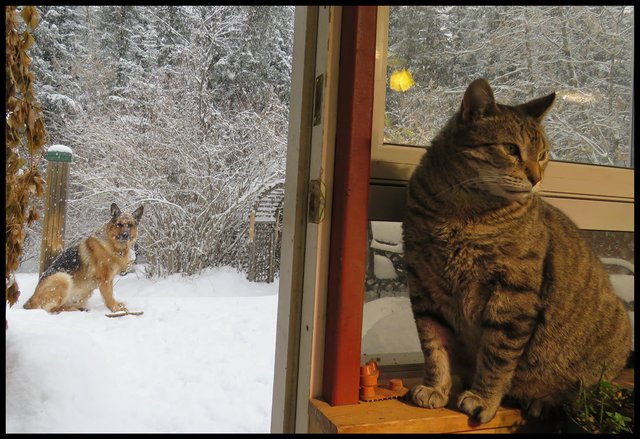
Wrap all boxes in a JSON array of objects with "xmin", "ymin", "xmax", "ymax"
[{"xmin": 98, "ymin": 279, "xmax": 127, "ymax": 312}]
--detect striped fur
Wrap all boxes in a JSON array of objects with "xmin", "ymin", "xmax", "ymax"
[{"xmin": 402, "ymin": 79, "xmax": 631, "ymax": 424}]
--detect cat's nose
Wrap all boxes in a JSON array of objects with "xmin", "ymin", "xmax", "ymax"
[
  {"xmin": 526, "ymin": 164, "xmax": 542, "ymax": 186},
  {"xmin": 527, "ymin": 173, "xmax": 541, "ymax": 186}
]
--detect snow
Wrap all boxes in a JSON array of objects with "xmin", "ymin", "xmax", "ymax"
[
  {"xmin": 370, "ymin": 239, "xmax": 403, "ymax": 253},
  {"xmin": 373, "ymin": 254, "xmax": 398, "ymax": 280},
  {"xmin": 370, "ymin": 220, "xmax": 403, "ymax": 279},
  {"xmin": 5, "ymin": 267, "xmax": 279, "ymax": 433},
  {"xmin": 370, "ymin": 221, "xmax": 403, "ymax": 249},
  {"xmin": 361, "ymin": 297, "xmax": 420, "ymax": 355},
  {"xmin": 47, "ymin": 144, "xmax": 73, "ymax": 154}
]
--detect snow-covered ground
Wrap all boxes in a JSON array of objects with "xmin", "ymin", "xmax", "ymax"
[{"xmin": 5, "ymin": 267, "xmax": 279, "ymax": 433}]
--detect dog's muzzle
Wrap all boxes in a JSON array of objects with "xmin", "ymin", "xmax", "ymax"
[{"xmin": 118, "ymin": 231, "xmax": 130, "ymax": 241}]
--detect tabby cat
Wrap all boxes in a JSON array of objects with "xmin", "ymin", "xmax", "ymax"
[{"xmin": 402, "ymin": 79, "xmax": 631, "ymax": 424}]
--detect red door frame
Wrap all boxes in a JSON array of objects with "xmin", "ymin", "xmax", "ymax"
[{"xmin": 322, "ymin": 5, "xmax": 378, "ymax": 406}]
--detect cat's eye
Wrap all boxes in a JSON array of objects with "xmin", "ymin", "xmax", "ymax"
[
  {"xmin": 504, "ymin": 143, "xmax": 520, "ymax": 157},
  {"xmin": 538, "ymin": 150, "xmax": 548, "ymax": 161}
]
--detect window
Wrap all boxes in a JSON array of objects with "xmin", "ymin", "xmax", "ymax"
[
  {"xmin": 362, "ymin": 225, "xmax": 635, "ymax": 366},
  {"xmin": 365, "ymin": 6, "xmax": 634, "ymax": 367},
  {"xmin": 372, "ymin": 6, "xmax": 634, "ymax": 174}
]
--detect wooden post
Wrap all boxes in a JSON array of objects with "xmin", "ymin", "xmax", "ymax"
[
  {"xmin": 267, "ymin": 223, "xmax": 274, "ymax": 283},
  {"xmin": 322, "ymin": 6, "xmax": 377, "ymax": 406},
  {"xmin": 38, "ymin": 145, "xmax": 73, "ymax": 276},
  {"xmin": 248, "ymin": 210, "xmax": 256, "ymax": 281},
  {"xmin": 268, "ymin": 208, "xmax": 281, "ymax": 283}
]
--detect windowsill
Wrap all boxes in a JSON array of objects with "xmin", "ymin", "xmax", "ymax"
[
  {"xmin": 309, "ymin": 396, "xmax": 543, "ymax": 433},
  {"xmin": 308, "ymin": 372, "xmax": 545, "ymax": 433},
  {"xmin": 308, "ymin": 369, "xmax": 634, "ymax": 433}
]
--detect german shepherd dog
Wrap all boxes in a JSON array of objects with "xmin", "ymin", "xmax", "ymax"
[{"xmin": 23, "ymin": 203, "xmax": 143, "ymax": 313}]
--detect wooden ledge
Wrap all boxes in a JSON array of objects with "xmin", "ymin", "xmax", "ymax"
[
  {"xmin": 309, "ymin": 368, "xmax": 633, "ymax": 433},
  {"xmin": 309, "ymin": 397, "xmax": 543, "ymax": 434}
]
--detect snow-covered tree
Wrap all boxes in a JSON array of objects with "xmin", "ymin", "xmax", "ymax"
[
  {"xmin": 30, "ymin": 5, "xmax": 86, "ymax": 141},
  {"xmin": 23, "ymin": 6, "xmax": 295, "ymax": 277},
  {"xmin": 385, "ymin": 6, "xmax": 633, "ymax": 167}
]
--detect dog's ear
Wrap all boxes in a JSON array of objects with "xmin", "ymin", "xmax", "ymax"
[
  {"xmin": 110, "ymin": 203, "xmax": 121, "ymax": 222},
  {"xmin": 132, "ymin": 205, "xmax": 144, "ymax": 223}
]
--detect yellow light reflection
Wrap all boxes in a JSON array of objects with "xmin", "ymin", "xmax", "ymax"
[{"xmin": 389, "ymin": 69, "xmax": 415, "ymax": 92}]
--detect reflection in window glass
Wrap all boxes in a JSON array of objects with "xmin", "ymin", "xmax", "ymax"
[
  {"xmin": 363, "ymin": 221, "xmax": 418, "ymax": 365},
  {"xmin": 385, "ymin": 6, "xmax": 634, "ymax": 168},
  {"xmin": 362, "ymin": 223, "xmax": 635, "ymax": 365}
]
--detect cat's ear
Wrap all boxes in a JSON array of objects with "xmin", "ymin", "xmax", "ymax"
[
  {"xmin": 518, "ymin": 92, "xmax": 556, "ymax": 122},
  {"xmin": 460, "ymin": 78, "xmax": 497, "ymax": 122}
]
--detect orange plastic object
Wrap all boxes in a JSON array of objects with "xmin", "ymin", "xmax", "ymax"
[{"xmin": 359, "ymin": 361, "xmax": 409, "ymax": 402}]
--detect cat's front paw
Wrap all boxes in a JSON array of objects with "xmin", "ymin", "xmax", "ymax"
[
  {"xmin": 524, "ymin": 399, "xmax": 546, "ymax": 418},
  {"xmin": 410, "ymin": 384, "xmax": 449, "ymax": 409},
  {"xmin": 457, "ymin": 390, "xmax": 499, "ymax": 424}
]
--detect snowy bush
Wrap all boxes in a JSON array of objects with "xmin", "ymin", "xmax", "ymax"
[{"xmin": 24, "ymin": 6, "xmax": 294, "ymax": 277}]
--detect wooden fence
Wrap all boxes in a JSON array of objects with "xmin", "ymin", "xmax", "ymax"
[{"xmin": 247, "ymin": 182, "xmax": 285, "ymax": 283}]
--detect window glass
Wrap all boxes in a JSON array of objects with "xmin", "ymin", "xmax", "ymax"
[
  {"xmin": 363, "ymin": 221, "xmax": 419, "ymax": 365},
  {"xmin": 361, "ymin": 222, "xmax": 634, "ymax": 365},
  {"xmin": 384, "ymin": 6, "xmax": 634, "ymax": 168}
]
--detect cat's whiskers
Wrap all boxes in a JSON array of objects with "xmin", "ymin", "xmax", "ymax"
[{"xmin": 433, "ymin": 175, "xmax": 503, "ymax": 198}]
